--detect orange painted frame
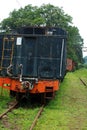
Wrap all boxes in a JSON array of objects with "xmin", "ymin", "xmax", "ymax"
[
  {"xmin": 30, "ymin": 80, "xmax": 60, "ymax": 93},
  {"xmin": 0, "ymin": 77, "xmax": 60, "ymax": 93}
]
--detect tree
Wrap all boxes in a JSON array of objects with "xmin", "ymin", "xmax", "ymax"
[
  {"xmin": 0, "ymin": 4, "xmax": 83, "ymax": 64},
  {"xmin": 67, "ymin": 26, "xmax": 83, "ymax": 63},
  {"xmin": 1, "ymin": 4, "xmax": 73, "ymax": 29}
]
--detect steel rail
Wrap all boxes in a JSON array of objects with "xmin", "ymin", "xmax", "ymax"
[
  {"xmin": 29, "ymin": 104, "xmax": 44, "ymax": 130},
  {"xmin": 0, "ymin": 101, "xmax": 18, "ymax": 119},
  {"xmin": 79, "ymin": 78, "xmax": 87, "ymax": 87}
]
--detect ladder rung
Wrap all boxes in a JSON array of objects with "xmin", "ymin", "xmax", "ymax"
[
  {"xmin": 3, "ymin": 49, "xmax": 12, "ymax": 51},
  {"xmin": 45, "ymin": 87, "xmax": 53, "ymax": 92},
  {"xmin": 3, "ymin": 37, "xmax": 14, "ymax": 41},
  {"xmin": 4, "ymin": 38, "xmax": 8, "ymax": 40},
  {"xmin": 2, "ymin": 58, "xmax": 11, "ymax": 60},
  {"xmin": 44, "ymin": 86, "xmax": 54, "ymax": 99},
  {"xmin": 45, "ymin": 90, "xmax": 53, "ymax": 92},
  {"xmin": 1, "ymin": 67, "xmax": 7, "ymax": 69}
]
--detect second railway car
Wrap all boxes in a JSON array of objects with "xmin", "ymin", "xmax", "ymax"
[
  {"xmin": 66, "ymin": 58, "xmax": 75, "ymax": 72},
  {"xmin": 0, "ymin": 27, "xmax": 67, "ymax": 101}
]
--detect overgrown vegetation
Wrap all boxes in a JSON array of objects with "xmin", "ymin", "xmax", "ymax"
[
  {"xmin": 0, "ymin": 88, "xmax": 13, "ymax": 114},
  {"xmin": 35, "ymin": 68, "xmax": 87, "ymax": 130},
  {"xmin": 0, "ymin": 4, "xmax": 83, "ymax": 65}
]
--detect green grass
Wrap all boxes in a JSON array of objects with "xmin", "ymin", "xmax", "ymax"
[
  {"xmin": 34, "ymin": 68, "xmax": 87, "ymax": 130},
  {"xmin": 0, "ymin": 106, "xmax": 40, "ymax": 130},
  {"xmin": 6, "ymin": 107, "xmax": 39, "ymax": 130},
  {"xmin": 0, "ymin": 88, "xmax": 13, "ymax": 114}
]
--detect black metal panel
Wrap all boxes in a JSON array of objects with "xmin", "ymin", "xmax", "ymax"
[
  {"xmin": 18, "ymin": 27, "xmax": 45, "ymax": 35},
  {"xmin": 17, "ymin": 27, "xmax": 66, "ymax": 36},
  {"xmin": 0, "ymin": 27, "xmax": 67, "ymax": 79},
  {"xmin": 36, "ymin": 36, "xmax": 61, "ymax": 78},
  {"xmin": 0, "ymin": 36, "xmax": 3, "ymax": 59},
  {"xmin": 46, "ymin": 27, "xmax": 66, "ymax": 35},
  {"xmin": 22, "ymin": 37, "xmax": 37, "ymax": 76}
]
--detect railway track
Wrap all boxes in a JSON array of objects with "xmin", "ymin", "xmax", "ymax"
[
  {"xmin": 0, "ymin": 99, "xmax": 44, "ymax": 130},
  {"xmin": 29, "ymin": 104, "xmax": 44, "ymax": 130},
  {"xmin": 79, "ymin": 78, "xmax": 87, "ymax": 87},
  {"xmin": 0, "ymin": 101, "xmax": 18, "ymax": 119}
]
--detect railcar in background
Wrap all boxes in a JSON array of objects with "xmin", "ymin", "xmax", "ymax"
[
  {"xmin": 66, "ymin": 58, "xmax": 75, "ymax": 71},
  {"xmin": 0, "ymin": 27, "xmax": 67, "ymax": 102}
]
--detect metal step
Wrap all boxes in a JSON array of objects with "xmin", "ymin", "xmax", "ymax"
[{"xmin": 44, "ymin": 86, "xmax": 54, "ymax": 99}]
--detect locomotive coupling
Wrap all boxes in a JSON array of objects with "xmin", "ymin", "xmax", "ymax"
[
  {"xmin": 7, "ymin": 64, "xmax": 13, "ymax": 76},
  {"xmin": 21, "ymin": 81, "xmax": 34, "ymax": 90}
]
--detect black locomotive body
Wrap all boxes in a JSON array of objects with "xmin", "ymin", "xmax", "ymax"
[{"xmin": 0, "ymin": 27, "xmax": 67, "ymax": 101}]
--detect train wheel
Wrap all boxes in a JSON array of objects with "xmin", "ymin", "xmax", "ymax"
[
  {"xmin": 41, "ymin": 93, "xmax": 46, "ymax": 104},
  {"xmin": 15, "ymin": 92, "xmax": 22, "ymax": 101},
  {"xmin": 10, "ymin": 90, "xmax": 16, "ymax": 97}
]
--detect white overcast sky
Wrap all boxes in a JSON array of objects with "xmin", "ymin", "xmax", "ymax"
[{"xmin": 0, "ymin": 0, "xmax": 87, "ymax": 56}]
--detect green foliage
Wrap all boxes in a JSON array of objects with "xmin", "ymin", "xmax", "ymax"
[
  {"xmin": 82, "ymin": 64, "xmax": 87, "ymax": 69},
  {"xmin": 67, "ymin": 26, "xmax": 83, "ymax": 63},
  {"xmin": 0, "ymin": 4, "xmax": 83, "ymax": 64},
  {"xmin": 1, "ymin": 4, "xmax": 72, "ymax": 29},
  {"xmin": 0, "ymin": 89, "xmax": 13, "ymax": 114}
]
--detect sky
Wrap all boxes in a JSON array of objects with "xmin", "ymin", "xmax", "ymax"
[{"xmin": 0, "ymin": 0, "xmax": 87, "ymax": 57}]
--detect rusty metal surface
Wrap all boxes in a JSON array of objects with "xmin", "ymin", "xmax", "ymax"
[
  {"xmin": 29, "ymin": 104, "xmax": 44, "ymax": 130},
  {"xmin": 0, "ymin": 101, "xmax": 18, "ymax": 119},
  {"xmin": 79, "ymin": 78, "xmax": 87, "ymax": 87}
]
